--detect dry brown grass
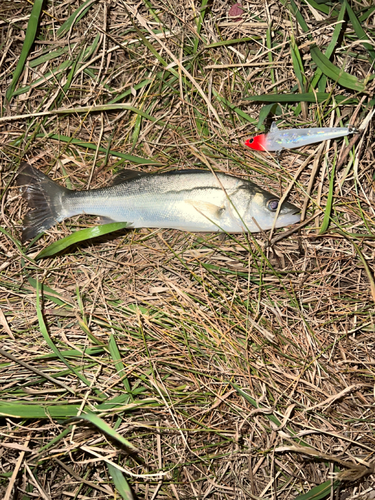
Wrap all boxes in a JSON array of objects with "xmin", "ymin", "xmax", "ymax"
[{"xmin": 1, "ymin": 1, "xmax": 375, "ymax": 499}]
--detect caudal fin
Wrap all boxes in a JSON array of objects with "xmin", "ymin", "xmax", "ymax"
[{"xmin": 16, "ymin": 163, "xmax": 69, "ymax": 242}]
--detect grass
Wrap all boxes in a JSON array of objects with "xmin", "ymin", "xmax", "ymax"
[{"xmin": 1, "ymin": 0, "xmax": 375, "ymax": 499}]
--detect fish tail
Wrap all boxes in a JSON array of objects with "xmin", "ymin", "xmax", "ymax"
[{"xmin": 16, "ymin": 162, "xmax": 69, "ymax": 242}]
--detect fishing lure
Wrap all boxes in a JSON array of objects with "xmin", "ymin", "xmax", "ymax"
[{"xmin": 245, "ymin": 122, "xmax": 358, "ymax": 152}]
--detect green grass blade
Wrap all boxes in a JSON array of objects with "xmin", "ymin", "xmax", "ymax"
[
  {"xmin": 213, "ymin": 89, "xmax": 256, "ymax": 124},
  {"xmin": 310, "ymin": 45, "xmax": 367, "ymax": 92},
  {"xmin": 13, "ymin": 60, "xmax": 73, "ymax": 97},
  {"xmin": 282, "ymin": 0, "xmax": 369, "ymax": 91},
  {"xmin": 310, "ymin": 2, "xmax": 346, "ymax": 92},
  {"xmin": 257, "ymin": 103, "xmax": 279, "ymax": 129},
  {"xmin": 5, "ymin": 0, "xmax": 44, "ymax": 102},
  {"xmin": 143, "ymin": 0, "xmax": 162, "ymax": 24},
  {"xmin": 35, "ymin": 280, "xmax": 102, "ymax": 394},
  {"xmin": 57, "ymin": 0, "xmax": 95, "ymax": 38},
  {"xmin": 0, "ymin": 403, "xmax": 81, "ymax": 419},
  {"xmin": 344, "ymin": 0, "xmax": 375, "ymax": 61},
  {"xmin": 107, "ymin": 463, "xmax": 135, "ymax": 500},
  {"xmin": 194, "ymin": 0, "xmax": 209, "ymax": 52},
  {"xmin": 68, "ymin": 413, "xmax": 137, "ymax": 451},
  {"xmin": 319, "ymin": 156, "xmax": 336, "ymax": 234},
  {"xmin": 53, "ymin": 50, "xmax": 82, "ymax": 109},
  {"xmin": 352, "ymin": 242, "xmax": 375, "ymax": 304},
  {"xmin": 29, "ymin": 47, "xmax": 69, "ymax": 68},
  {"xmin": 36, "ymin": 222, "xmax": 130, "ymax": 259},
  {"xmin": 290, "ymin": 31, "xmax": 306, "ymax": 92},
  {"xmin": 108, "ymin": 334, "xmax": 133, "ymax": 395},
  {"xmin": 304, "ymin": 0, "xmax": 330, "ymax": 15},
  {"xmin": 280, "ymin": 0, "xmax": 309, "ymax": 32},
  {"xmin": 36, "ymin": 347, "xmax": 105, "ymax": 360},
  {"xmin": 294, "ymin": 479, "xmax": 340, "ymax": 500},
  {"xmin": 244, "ymin": 92, "xmax": 357, "ymax": 104},
  {"xmin": 267, "ymin": 24, "xmax": 275, "ymax": 87},
  {"xmin": 359, "ymin": 6, "xmax": 375, "ymax": 22},
  {"xmin": 27, "ymin": 276, "xmax": 73, "ymax": 309}
]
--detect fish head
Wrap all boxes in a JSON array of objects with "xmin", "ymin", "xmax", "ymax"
[
  {"xmin": 244, "ymin": 134, "xmax": 267, "ymax": 151},
  {"xmin": 232, "ymin": 188, "xmax": 300, "ymax": 231}
]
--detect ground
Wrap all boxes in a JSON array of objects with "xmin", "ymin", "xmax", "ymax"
[{"xmin": 0, "ymin": 1, "xmax": 375, "ymax": 499}]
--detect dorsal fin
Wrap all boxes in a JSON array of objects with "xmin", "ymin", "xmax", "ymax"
[
  {"xmin": 158, "ymin": 169, "xmax": 206, "ymax": 176},
  {"xmin": 110, "ymin": 169, "xmax": 149, "ymax": 186},
  {"xmin": 270, "ymin": 122, "xmax": 279, "ymax": 132}
]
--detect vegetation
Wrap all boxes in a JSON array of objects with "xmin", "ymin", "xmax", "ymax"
[{"xmin": 1, "ymin": 0, "xmax": 374, "ymax": 498}]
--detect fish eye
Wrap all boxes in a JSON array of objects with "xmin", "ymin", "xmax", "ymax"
[
  {"xmin": 248, "ymin": 138, "xmax": 254, "ymax": 144},
  {"xmin": 267, "ymin": 199, "xmax": 279, "ymax": 212}
]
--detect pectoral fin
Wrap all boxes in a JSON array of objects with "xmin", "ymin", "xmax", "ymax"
[
  {"xmin": 185, "ymin": 200, "xmax": 224, "ymax": 219},
  {"xmin": 99, "ymin": 216, "xmax": 116, "ymax": 224}
]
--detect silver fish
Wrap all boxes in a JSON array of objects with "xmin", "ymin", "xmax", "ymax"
[{"xmin": 16, "ymin": 162, "xmax": 300, "ymax": 242}]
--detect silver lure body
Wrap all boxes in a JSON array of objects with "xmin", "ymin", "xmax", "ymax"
[
  {"xmin": 17, "ymin": 164, "xmax": 300, "ymax": 241},
  {"xmin": 265, "ymin": 123, "xmax": 354, "ymax": 151}
]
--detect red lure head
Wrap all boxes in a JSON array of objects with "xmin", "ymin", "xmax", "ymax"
[{"xmin": 244, "ymin": 134, "xmax": 266, "ymax": 151}]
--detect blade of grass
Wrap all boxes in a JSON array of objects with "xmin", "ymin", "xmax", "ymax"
[
  {"xmin": 35, "ymin": 222, "xmax": 130, "ymax": 259},
  {"xmin": 359, "ymin": 6, "xmax": 375, "ymax": 22},
  {"xmin": 35, "ymin": 280, "xmax": 105, "ymax": 396},
  {"xmin": 53, "ymin": 48, "xmax": 83, "ymax": 109},
  {"xmin": 108, "ymin": 334, "xmax": 133, "ymax": 396},
  {"xmin": 319, "ymin": 156, "xmax": 336, "ymax": 234},
  {"xmin": 194, "ymin": 0, "xmax": 209, "ymax": 53},
  {"xmin": 344, "ymin": 0, "xmax": 375, "ymax": 61},
  {"xmin": 29, "ymin": 47, "xmax": 70, "ymax": 68},
  {"xmin": 290, "ymin": 29, "xmax": 308, "ymax": 116},
  {"xmin": 68, "ymin": 413, "xmax": 137, "ymax": 451},
  {"xmin": 143, "ymin": 0, "xmax": 162, "ymax": 24},
  {"xmin": 213, "ymin": 89, "xmax": 256, "ymax": 124},
  {"xmin": 310, "ymin": 46, "xmax": 368, "ymax": 92},
  {"xmin": 57, "ymin": 0, "xmax": 97, "ymax": 38},
  {"xmin": 0, "ymin": 403, "xmax": 81, "ymax": 419},
  {"xmin": 5, "ymin": 0, "xmax": 44, "ymax": 103},
  {"xmin": 352, "ymin": 242, "xmax": 375, "ymax": 305},
  {"xmin": 290, "ymin": 32, "xmax": 306, "ymax": 91},
  {"xmin": 107, "ymin": 463, "xmax": 135, "ymax": 500},
  {"xmin": 12, "ymin": 60, "xmax": 73, "ymax": 97},
  {"xmin": 281, "ymin": 0, "xmax": 370, "ymax": 92},
  {"xmin": 266, "ymin": 23, "xmax": 275, "ymax": 87},
  {"xmin": 311, "ymin": 1, "xmax": 346, "ymax": 93},
  {"xmin": 243, "ymin": 92, "xmax": 358, "ymax": 104},
  {"xmin": 294, "ymin": 480, "xmax": 340, "ymax": 500},
  {"xmin": 304, "ymin": 0, "xmax": 331, "ymax": 15},
  {"xmin": 257, "ymin": 103, "xmax": 280, "ymax": 130}
]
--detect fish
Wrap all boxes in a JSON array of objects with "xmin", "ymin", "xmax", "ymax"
[
  {"xmin": 16, "ymin": 162, "xmax": 301, "ymax": 242},
  {"xmin": 245, "ymin": 122, "xmax": 358, "ymax": 152}
]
